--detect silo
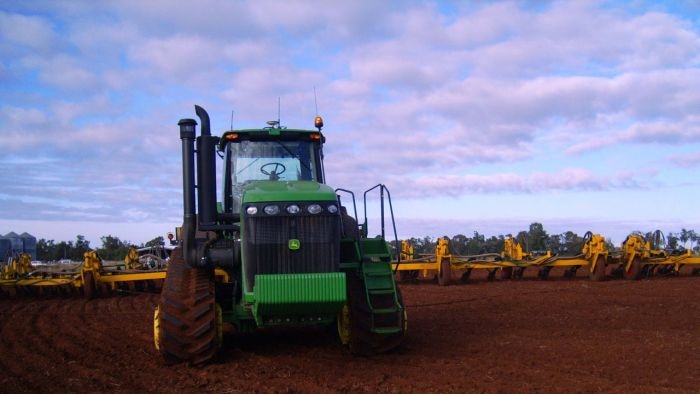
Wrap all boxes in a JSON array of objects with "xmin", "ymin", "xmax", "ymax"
[
  {"xmin": 4, "ymin": 232, "xmax": 23, "ymax": 255},
  {"xmin": 0, "ymin": 238, "xmax": 11, "ymax": 262},
  {"xmin": 20, "ymin": 232, "xmax": 37, "ymax": 261}
]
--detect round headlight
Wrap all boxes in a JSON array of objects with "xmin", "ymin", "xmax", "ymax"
[
  {"xmin": 246, "ymin": 206, "xmax": 258, "ymax": 215},
  {"xmin": 286, "ymin": 204, "xmax": 301, "ymax": 214},
  {"xmin": 307, "ymin": 204, "xmax": 322, "ymax": 214},
  {"xmin": 327, "ymin": 204, "xmax": 338, "ymax": 214},
  {"xmin": 264, "ymin": 205, "xmax": 280, "ymax": 215}
]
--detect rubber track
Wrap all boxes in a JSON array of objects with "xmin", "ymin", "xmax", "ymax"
[{"xmin": 156, "ymin": 248, "xmax": 217, "ymax": 365}]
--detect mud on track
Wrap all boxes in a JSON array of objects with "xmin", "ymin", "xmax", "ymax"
[{"xmin": 1, "ymin": 273, "xmax": 699, "ymax": 393}]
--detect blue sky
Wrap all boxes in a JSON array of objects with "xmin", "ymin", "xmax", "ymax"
[{"xmin": 1, "ymin": 0, "xmax": 699, "ymax": 247}]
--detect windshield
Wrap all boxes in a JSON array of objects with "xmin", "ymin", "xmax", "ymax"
[
  {"xmin": 231, "ymin": 140, "xmax": 318, "ymax": 184},
  {"xmin": 227, "ymin": 140, "xmax": 320, "ymax": 212}
]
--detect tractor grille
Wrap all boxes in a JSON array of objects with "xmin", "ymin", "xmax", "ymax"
[{"xmin": 243, "ymin": 213, "xmax": 340, "ymax": 290}]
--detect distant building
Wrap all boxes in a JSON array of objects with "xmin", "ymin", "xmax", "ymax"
[
  {"xmin": 0, "ymin": 238, "xmax": 10, "ymax": 262},
  {"xmin": 0, "ymin": 232, "xmax": 37, "ymax": 261}
]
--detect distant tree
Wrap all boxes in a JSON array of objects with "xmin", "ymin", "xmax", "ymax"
[
  {"xmin": 680, "ymin": 228, "xmax": 690, "ymax": 248},
  {"xmin": 54, "ymin": 241, "xmax": 73, "ymax": 261},
  {"xmin": 36, "ymin": 239, "xmax": 55, "ymax": 261},
  {"xmin": 689, "ymin": 230, "xmax": 699, "ymax": 253},
  {"xmin": 419, "ymin": 236, "xmax": 436, "ymax": 255},
  {"xmin": 527, "ymin": 223, "xmax": 548, "ymax": 252},
  {"xmin": 546, "ymin": 234, "xmax": 562, "ymax": 254},
  {"xmin": 145, "ymin": 236, "xmax": 165, "ymax": 248},
  {"xmin": 70, "ymin": 235, "xmax": 91, "ymax": 261},
  {"xmin": 516, "ymin": 230, "xmax": 530, "ymax": 252},
  {"xmin": 560, "ymin": 231, "xmax": 583, "ymax": 255},
  {"xmin": 98, "ymin": 235, "xmax": 130, "ymax": 261},
  {"xmin": 404, "ymin": 236, "xmax": 435, "ymax": 256},
  {"xmin": 450, "ymin": 234, "xmax": 469, "ymax": 255},
  {"xmin": 483, "ymin": 235, "xmax": 504, "ymax": 254},
  {"xmin": 466, "ymin": 231, "xmax": 485, "ymax": 255},
  {"xmin": 666, "ymin": 232, "xmax": 679, "ymax": 250}
]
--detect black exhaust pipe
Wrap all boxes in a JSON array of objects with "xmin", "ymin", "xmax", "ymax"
[
  {"xmin": 178, "ymin": 117, "xmax": 197, "ymax": 259},
  {"xmin": 194, "ymin": 105, "xmax": 219, "ymax": 229}
]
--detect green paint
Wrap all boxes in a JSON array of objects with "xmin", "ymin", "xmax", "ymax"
[{"xmin": 242, "ymin": 181, "xmax": 337, "ymax": 203}]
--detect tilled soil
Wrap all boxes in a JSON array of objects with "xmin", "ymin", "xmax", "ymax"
[{"xmin": 1, "ymin": 270, "xmax": 699, "ymax": 393}]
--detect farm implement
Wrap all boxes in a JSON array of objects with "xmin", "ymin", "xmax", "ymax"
[
  {"xmin": 393, "ymin": 230, "xmax": 700, "ymax": 284},
  {"xmin": 393, "ymin": 237, "xmax": 551, "ymax": 285},
  {"xmin": 614, "ymin": 231, "xmax": 700, "ymax": 279},
  {"xmin": 0, "ymin": 249, "xmax": 170, "ymax": 298}
]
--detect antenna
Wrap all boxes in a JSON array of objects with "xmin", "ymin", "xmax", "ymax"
[
  {"xmin": 230, "ymin": 110, "xmax": 234, "ymax": 130},
  {"xmin": 314, "ymin": 86, "xmax": 319, "ymax": 116},
  {"xmin": 277, "ymin": 97, "xmax": 281, "ymax": 126}
]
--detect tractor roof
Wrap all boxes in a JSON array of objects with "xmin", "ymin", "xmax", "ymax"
[{"xmin": 219, "ymin": 127, "xmax": 325, "ymax": 150}]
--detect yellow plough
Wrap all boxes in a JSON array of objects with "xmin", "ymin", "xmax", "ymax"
[
  {"xmin": 0, "ymin": 249, "xmax": 167, "ymax": 298},
  {"xmin": 616, "ymin": 231, "xmax": 700, "ymax": 279},
  {"xmin": 393, "ymin": 230, "xmax": 700, "ymax": 285},
  {"xmin": 392, "ymin": 238, "xmax": 551, "ymax": 285}
]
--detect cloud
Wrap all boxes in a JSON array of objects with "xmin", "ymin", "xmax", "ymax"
[
  {"xmin": 567, "ymin": 114, "xmax": 700, "ymax": 154},
  {"xmin": 665, "ymin": 152, "xmax": 700, "ymax": 168},
  {"xmin": 386, "ymin": 167, "xmax": 630, "ymax": 199},
  {"xmin": 0, "ymin": 10, "xmax": 57, "ymax": 53},
  {"xmin": 1, "ymin": 1, "xmax": 699, "ymax": 243}
]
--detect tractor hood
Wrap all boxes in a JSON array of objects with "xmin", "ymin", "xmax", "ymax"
[{"xmin": 241, "ymin": 181, "xmax": 337, "ymax": 203}]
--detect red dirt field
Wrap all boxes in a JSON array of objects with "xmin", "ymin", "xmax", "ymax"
[{"xmin": 1, "ymin": 270, "xmax": 699, "ymax": 393}]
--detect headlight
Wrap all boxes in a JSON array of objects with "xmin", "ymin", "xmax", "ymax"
[
  {"xmin": 286, "ymin": 204, "xmax": 301, "ymax": 214},
  {"xmin": 246, "ymin": 206, "xmax": 258, "ymax": 215},
  {"xmin": 327, "ymin": 204, "xmax": 338, "ymax": 214},
  {"xmin": 307, "ymin": 204, "xmax": 322, "ymax": 214},
  {"xmin": 264, "ymin": 205, "xmax": 280, "ymax": 215}
]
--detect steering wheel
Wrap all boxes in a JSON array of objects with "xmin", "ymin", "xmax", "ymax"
[{"xmin": 260, "ymin": 162, "xmax": 286, "ymax": 180}]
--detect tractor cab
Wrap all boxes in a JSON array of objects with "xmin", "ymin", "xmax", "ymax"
[{"xmin": 218, "ymin": 123, "xmax": 327, "ymax": 215}]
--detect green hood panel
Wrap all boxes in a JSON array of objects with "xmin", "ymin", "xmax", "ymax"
[
  {"xmin": 242, "ymin": 181, "xmax": 337, "ymax": 203},
  {"xmin": 252, "ymin": 273, "xmax": 347, "ymax": 325}
]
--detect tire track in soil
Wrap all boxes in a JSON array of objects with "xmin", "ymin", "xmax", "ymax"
[
  {"xmin": 0, "ymin": 301, "xmax": 48, "ymax": 393},
  {"xmin": 58, "ymin": 298, "xmax": 131, "ymax": 392},
  {"xmin": 62, "ymin": 295, "xmax": 156, "ymax": 393}
]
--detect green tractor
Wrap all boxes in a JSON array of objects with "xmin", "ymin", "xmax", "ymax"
[{"xmin": 153, "ymin": 105, "xmax": 406, "ymax": 364}]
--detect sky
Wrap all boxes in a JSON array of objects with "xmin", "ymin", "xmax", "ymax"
[{"xmin": 1, "ymin": 0, "xmax": 699, "ymax": 248}]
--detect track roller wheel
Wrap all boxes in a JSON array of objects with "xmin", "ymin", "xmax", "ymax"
[
  {"xmin": 500, "ymin": 267, "xmax": 513, "ymax": 280},
  {"xmin": 155, "ymin": 248, "xmax": 218, "ymax": 365},
  {"xmin": 624, "ymin": 257, "xmax": 643, "ymax": 280},
  {"xmin": 344, "ymin": 272, "xmax": 406, "ymax": 356},
  {"xmin": 589, "ymin": 256, "xmax": 606, "ymax": 281},
  {"xmin": 437, "ymin": 259, "xmax": 452, "ymax": 286},
  {"xmin": 83, "ymin": 271, "xmax": 95, "ymax": 300}
]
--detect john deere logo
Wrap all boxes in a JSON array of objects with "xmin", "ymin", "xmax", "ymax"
[{"xmin": 288, "ymin": 239, "xmax": 301, "ymax": 250}]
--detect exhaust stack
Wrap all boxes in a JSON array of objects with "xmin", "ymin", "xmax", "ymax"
[
  {"xmin": 178, "ymin": 117, "xmax": 197, "ymax": 258},
  {"xmin": 195, "ymin": 105, "xmax": 218, "ymax": 229}
]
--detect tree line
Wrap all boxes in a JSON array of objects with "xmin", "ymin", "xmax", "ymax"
[
  {"xmin": 36, "ymin": 235, "xmax": 166, "ymax": 262},
  {"xmin": 398, "ymin": 223, "xmax": 700, "ymax": 257},
  {"xmin": 35, "ymin": 224, "xmax": 700, "ymax": 262}
]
